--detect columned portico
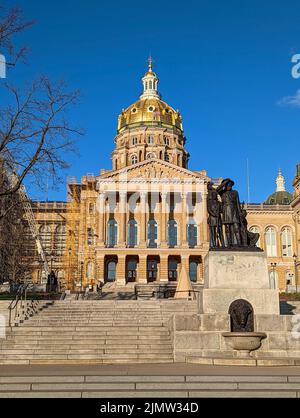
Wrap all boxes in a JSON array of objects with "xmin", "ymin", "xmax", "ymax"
[
  {"xmin": 140, "ymin": 192, "xmax": 147, "ymax": 247},
  {"xmin": 119, "ymin": 192, "xmax": 127, "ymax": 246}
]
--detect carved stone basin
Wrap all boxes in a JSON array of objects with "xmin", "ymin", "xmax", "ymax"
[{"xmin": 222, "ymin": 332, "xmax": 267, "ymax": 357}]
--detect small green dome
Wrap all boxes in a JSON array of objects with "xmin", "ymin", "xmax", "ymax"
[{"xmin": 265, "ymin": 191, "xmax": 293, "ymax": 205}]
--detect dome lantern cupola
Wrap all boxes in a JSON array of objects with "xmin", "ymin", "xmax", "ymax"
[
  {"xmin": 276, "ymin": 168, "xmax": 286, "ymax": 192},
  {"xmin": 140, "ymin": 57, "xmax": 161, "ymax": 100},
  {"xmin": 265, "ymin": 168, "xmax": 293, "ymax": 205}
]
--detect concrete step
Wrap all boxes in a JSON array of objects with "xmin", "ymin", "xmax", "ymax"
[
  {"xmin": 0, "ymin": 299, "xmax": 175, "ymax": 364},
  {"xmin": 0, "ymin": 373, "xmax": 299, "ymax": 398},
  {"xmin": 9, "ymin": 327, "xmax": 170, "ymax": 333}
]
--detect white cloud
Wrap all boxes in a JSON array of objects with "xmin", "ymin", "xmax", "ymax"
[{"xmin": 278, "ymin": 89, "xmax": 300, "ymax": 107}]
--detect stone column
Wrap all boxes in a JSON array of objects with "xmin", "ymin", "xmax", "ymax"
[
  {"xmin": 97, "ymin": 255, "xmax": 105, "ymax": 283},
  {"xmin": 138, "ymin": 255, "xmax": 148, "ymax": 284},
  {"xmin": 160, "ymin": 255, "xmax": 169, "ymax": 282},
  {"xmin": 116, "ymin": 255, "xmax": 126, "ymax": 285},
  {"xmin": 119, "ymin": 192, "xmax": 127, "ymax": 247},
  {"xmin": 202, "ymin": 191, "xmax": 208, "ymax": 243},
  {"xmin": 181, "ymin": 192, "xmax": 188, "ymax": 248},
  {"xmin": 160, "ymin": 192, "xmax": 168, "ymax": 247},
  {"xmin": 199, "ymin": 259, "xmax": 204, "ymax": 283},
  {"xmin": 97, "ymin": 193, "xmax": 105, "ymax": 246},
  {"xmin": 140, "ymin": 192, "xmax": 147, "ymax": 247}
]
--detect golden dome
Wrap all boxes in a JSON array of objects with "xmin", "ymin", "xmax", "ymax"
[{"xmin": 118, "ymin": 97, "xmax": 183, "ymax": 133}]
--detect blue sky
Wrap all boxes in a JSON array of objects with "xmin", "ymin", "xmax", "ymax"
[{"xmin": 3, "ymin": 0, "xmax": 300, "ymax": 202}]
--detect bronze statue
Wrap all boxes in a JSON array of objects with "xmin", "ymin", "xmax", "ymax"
[
  {"xmin": 207, "ymin": 181, "xmax": 225, "ymax": 248},
  {"xmin": 240, "ymin": 208, "xmax": 260, "ymax": 248},
  {"xmin": 217, "ymin": 178, "xmax": 243, "ymax": 247},
  {"xmin": 207, "ymin": 178, "xmax": 261, "ymax": 250}
]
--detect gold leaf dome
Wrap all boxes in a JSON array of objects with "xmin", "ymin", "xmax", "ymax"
[
  {"xmin": 117, "ymin": 98, "xmax": 183, "ymax": 133},
  {"xmin": 117, "ymin": 58, "xmax": 183, "ymax": 134}
]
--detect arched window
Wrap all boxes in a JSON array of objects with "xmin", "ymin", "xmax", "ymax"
[
  {"xmin": 189, "ymin": 261, "xmax": 198, "ymax": 283},
  {"xmin": 147, "ymin": 135, "xmax": 154, "ymax": 145},
  {"xmin": 187, "ymin": 220, "xmax": 197, "ymax": 248},
  {"xmin": 148, "ymin": 219, "xmax": 158, "ymax": 248},
  {"xmin": 86, "ymin": 261, "xmax": 94, "ymax": 280},
  {"xmin": 249, "ymin": 226, "xmax": 260, "ymax": 247},
  {"xmin": 164, "ymin": 136, "xmax": 169, "ymax": 146},
  {"xmin": 168, "ymin": 220, "xmax": 178, "ymax": 247},
  {"xmin": 132, "ymin": 137, "xmax": 138, "ymax": 145},
  {"xmin": 87, "ymin": 228, "xmax": 94, "ymax": 246},
  {"xmin": 55, "ymin": 225, "xmax": 66, "ymax": 256},
  {"xmin": 107, "ymin": 219, "xmax": 118, "ymax": 247},
  {"xmin": 39, "ymin": 225, "xmax": 52, "ymax": 252},
  {"xmin": 265, "ymin": 227, "xmax": 277, "ymax": 257},
  {"xmin": 128, "ymin": 219, "xmax": 138, "ymax": 247},
  {"xmin": 164, "ymin": 153, "xmax": 170, "ymax": 162},
  {"xmin": 281, "ymin": 227, "xmax": 293, "ymax": 257},
  {"xmin": 269, "ymin": 270, "xmax": 278, "ymax": 289},
  {"xmin": 107, "ymin": 261, "xmax": 116, "ymax": 282},
  {"xmin": 149, "ymin": 80, "xmax": 153, "ymax": 90},
  {"xmin": 131, "ymin": 154, "xmax": 138, "ymax": 165}
]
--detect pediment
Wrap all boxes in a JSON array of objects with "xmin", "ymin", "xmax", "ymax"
[{"xmin": 99, "ymin": 159, "xmax": 206, "ymax": 182}]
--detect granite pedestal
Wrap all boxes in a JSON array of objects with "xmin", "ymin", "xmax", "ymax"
[{"xmin": 200, "ymin": 251, "xmax": 280, "ymax": 315}]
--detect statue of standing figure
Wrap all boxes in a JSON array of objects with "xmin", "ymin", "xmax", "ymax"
[
  {"xmin": 207, "ymin": 182, "xmax": 225, "ymax": 248},
  {"xmin": 207, "ymin": 178, "xmax": 260, "ymax": 249},
  {"xmin": 217, "ymin": 178, "xmax": 243, "ymax": 247}
]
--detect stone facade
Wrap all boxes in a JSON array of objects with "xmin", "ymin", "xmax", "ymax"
[{"xmin": 23, "ymin": 63, "xmax": 300, "ymax": 293}]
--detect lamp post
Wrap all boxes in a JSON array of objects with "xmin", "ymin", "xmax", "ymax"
[
  {"xmin": 68, "ymin": 247, "xmax": 72, "ymax": 290},
  {"xmin": 270, "ymin": 262, "xmax": 277, "ymax": 289},
  {"xmin": 293, "ymin": 253, "xmax": 298, "ymax": 293}
]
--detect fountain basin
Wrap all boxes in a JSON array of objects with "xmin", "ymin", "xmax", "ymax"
[{"xmin": 222, "ymin": 332, "xmax": 267, "ymax": 357}]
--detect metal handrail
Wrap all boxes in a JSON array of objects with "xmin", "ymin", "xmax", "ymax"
[
  {"xmin": 8, "ymin": 284, "xmax": 30, "ymax": 327},
  {"xmin": 135, "ymin": 286, "xmax": 202, "ymax": 300}
]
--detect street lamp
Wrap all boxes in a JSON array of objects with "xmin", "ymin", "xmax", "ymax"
[
  {"xmin": 293, "ymin": 253, "xmax": 298, "ymax": 293},
  {"xmin": 68, "ymin": 247, "xmax": 72, "ymax": 290}
]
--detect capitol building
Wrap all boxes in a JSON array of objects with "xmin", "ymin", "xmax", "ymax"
[{"xmin": 26, "ymin": 61, "xmax": 300, "ymax": 292}]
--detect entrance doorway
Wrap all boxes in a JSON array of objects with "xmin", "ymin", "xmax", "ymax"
[
  {"xmin": 168, "ymin": 257, "xmax": 179, "ymax": 282},
  {"xmin": 126, "ymin": 257, "xmax": 138, "ymax": 283},
  {"xmin": 147, "ymin": 259, "xmax": 158, "ymax": 283}
]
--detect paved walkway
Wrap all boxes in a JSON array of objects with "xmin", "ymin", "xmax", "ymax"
[{"xmin": 1, "ymin": 363, "xmax": 300, "ymax": 398}]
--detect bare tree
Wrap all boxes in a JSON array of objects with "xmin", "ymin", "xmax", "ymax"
[
  {"xmin": 0, "ymin": 76, "xmax": 82, "ymax": 199},
  {"xmin": 0, "ymin": 163, "xmax": 30, "ymax": 283},
  {"xmin": 0, "ymin": 6, "xmax": 82, "ymax": 204},
  {"xmin": 0, "ymin": 5, "xmax": 34, "ymax": 66}
]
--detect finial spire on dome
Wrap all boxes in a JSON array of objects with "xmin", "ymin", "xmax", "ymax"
[
  {"xmin": 148, "ymin": 55, "xmax": 153, "ymax": 72},
  {"xmin": 140, "ymin": 56, "xmax": 160, "ymax": 99},
  {"xmin": 276, "ymin": 167, "xmax": 286, "ymax": 192}
]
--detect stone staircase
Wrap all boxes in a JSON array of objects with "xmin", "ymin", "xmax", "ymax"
[
  {"xmin": 0, "ymin": 300, "xmax": 198, "ymax": 365},
  {"xmin": 0, "ymin": 369, "xmax": 300, "ymax": 398}
]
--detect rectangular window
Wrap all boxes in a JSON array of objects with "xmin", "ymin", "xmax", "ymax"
[
  {"xmin": 87, "ymin": 228, "xmax": 94, "ymax": 246},
  {"xmin": 89, "ymin": 203, "xmax": 95, "ymax": 215}
]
